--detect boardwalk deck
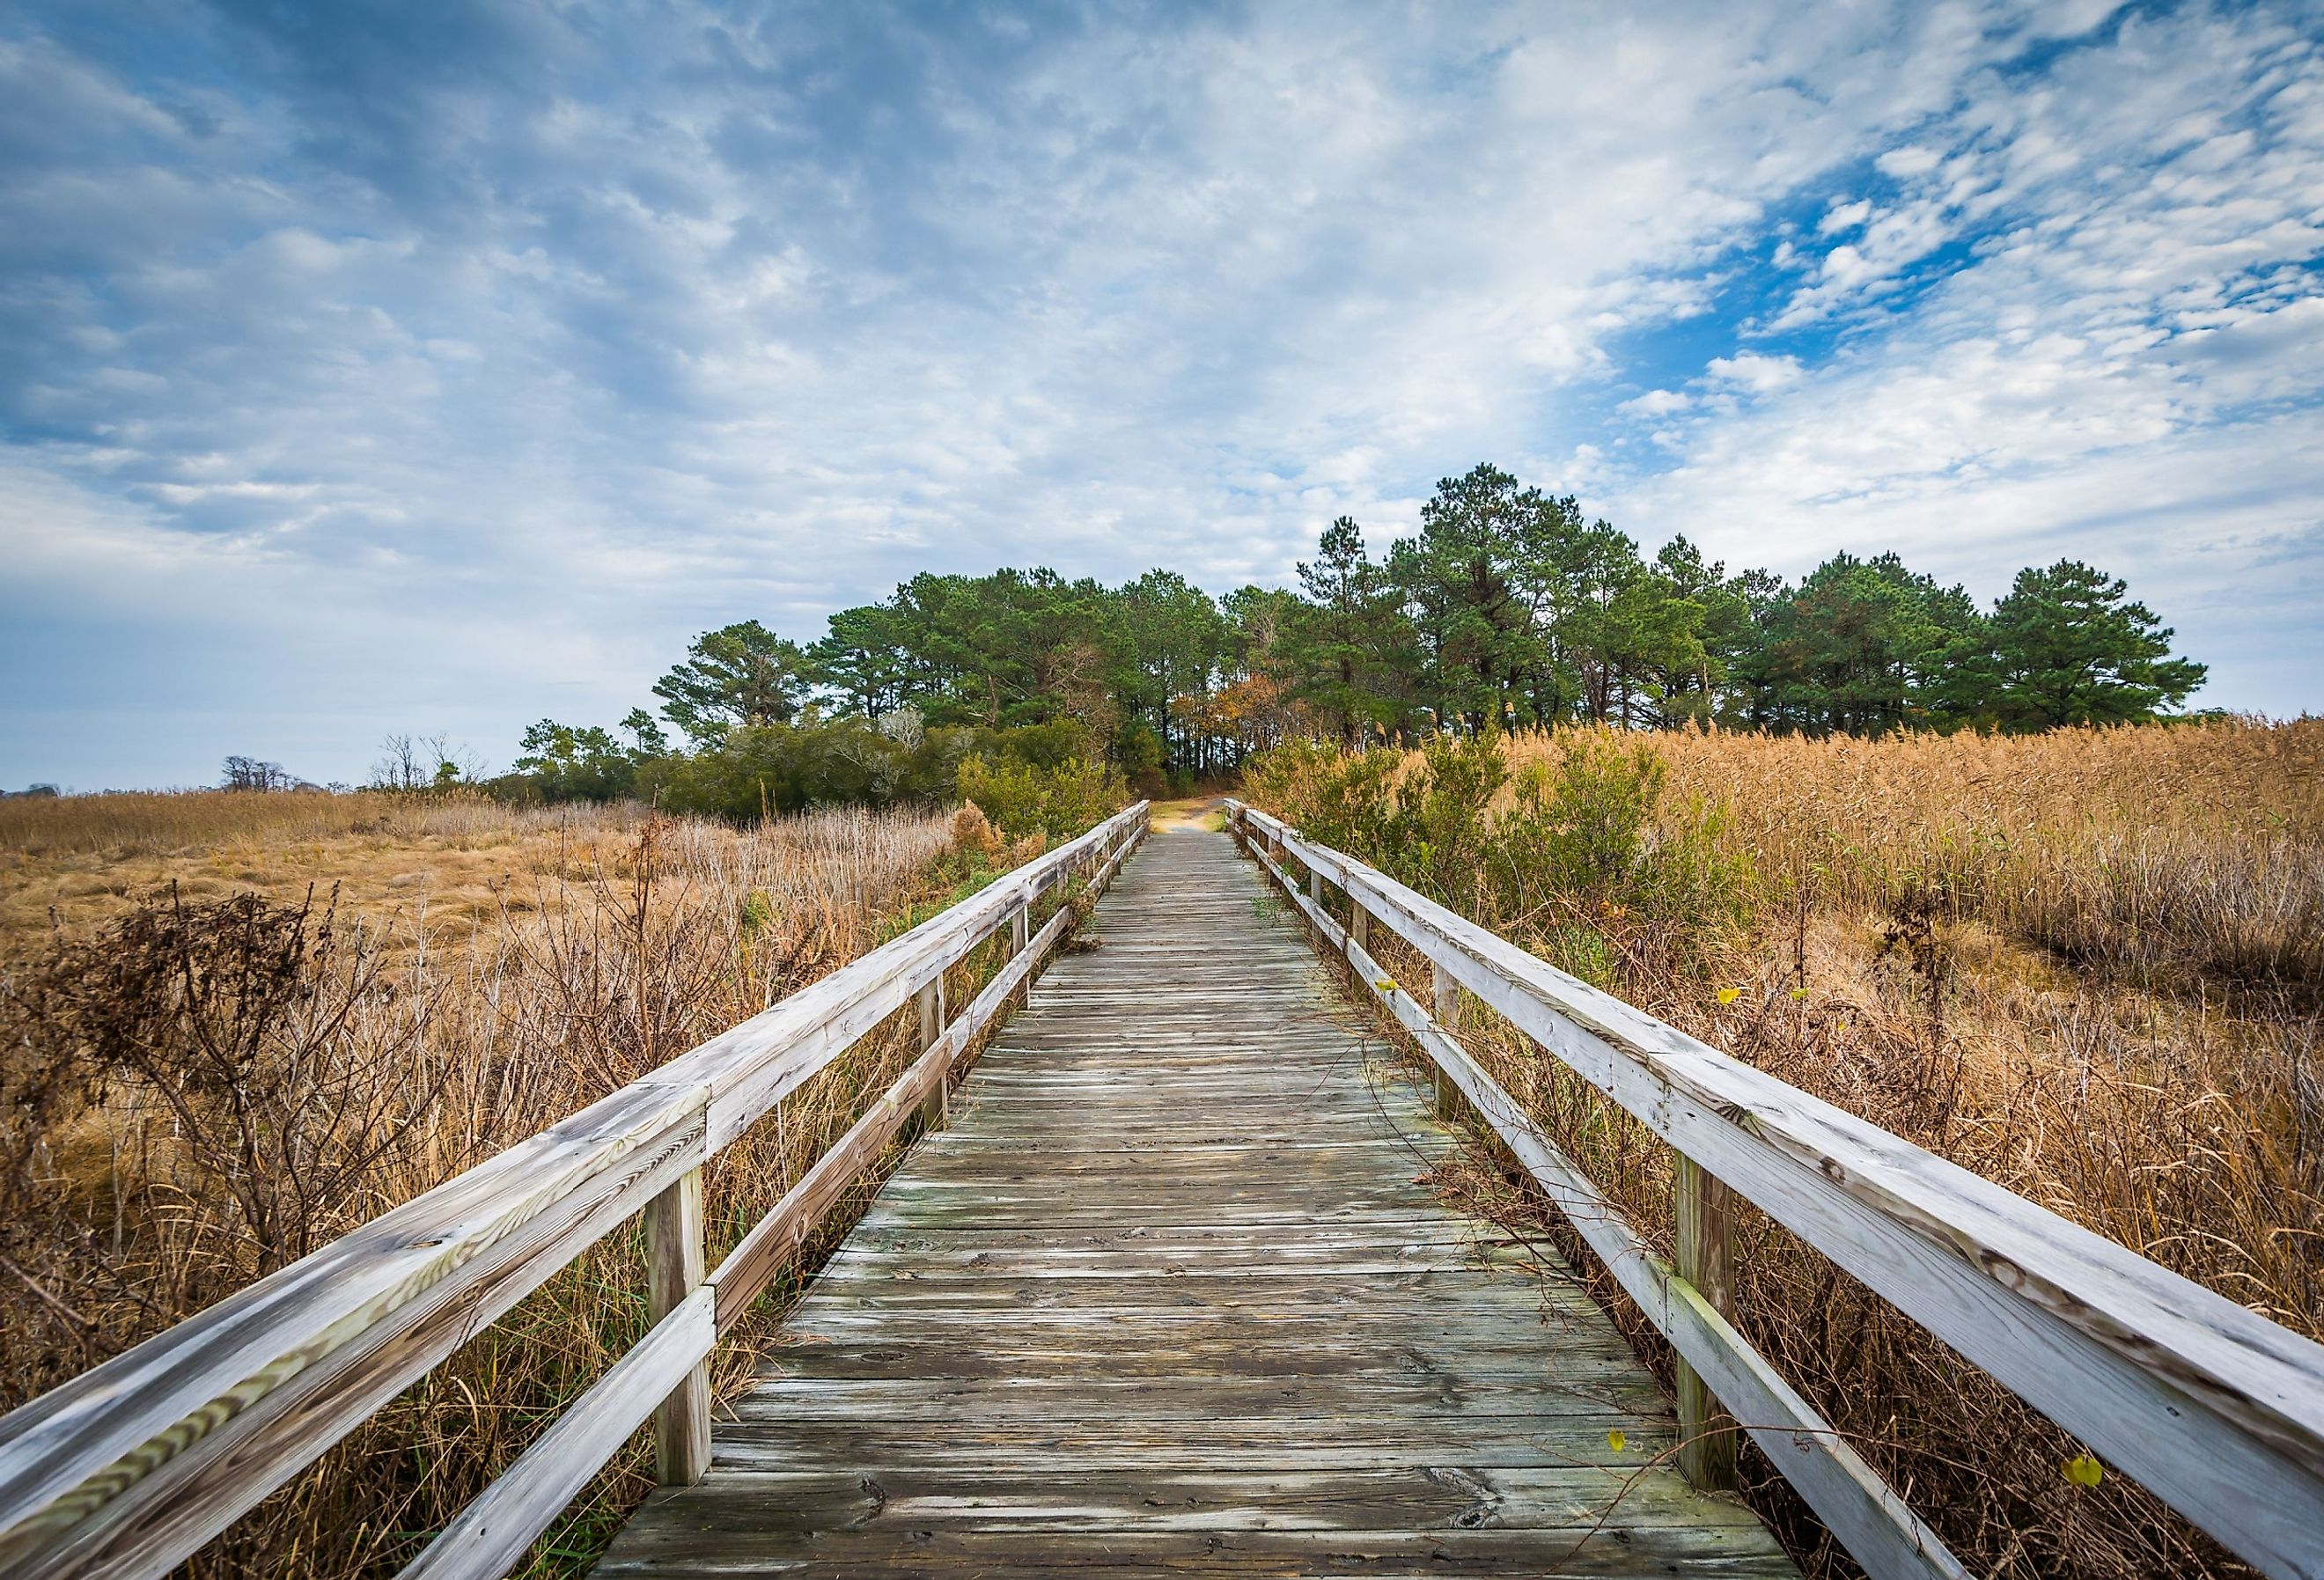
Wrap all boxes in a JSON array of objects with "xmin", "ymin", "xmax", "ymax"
[{"xmin": 594, "ymin": 825, "xmax": 1798, "ymax": 1577}]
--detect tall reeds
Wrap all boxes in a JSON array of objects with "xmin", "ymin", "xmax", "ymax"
[
  {"xmin": 1249, "ymin": 717, "xmax": 2323, "ymax": 1579},
  {"xmin": 0, "ymin": 796, "xmax": 979, "ymax": 1577}
]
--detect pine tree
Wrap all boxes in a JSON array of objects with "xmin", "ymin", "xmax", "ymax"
[
  {"xmin": 1987, "ymin": 560, "xmax": 2205, "ymax": 729},
  {"xmin": 652, "ymin": 621, "xmax": 811, "ymax": 745},
  {"xmin": 1289, "ymin": 517, "xmax": 1410, "ymax": 746}
]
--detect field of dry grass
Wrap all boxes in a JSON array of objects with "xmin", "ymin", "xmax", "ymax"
[
  {"xmin": 0, "ymin": 789, "xmax": 1034, "ymax": 1577},
  {"xmin": 1247, "ymin": 717, "xmax": 2324, "ymax": 1580},
  {"xmin": 0, "ymin": 790, "xmax": 648, "ymax": 943}
]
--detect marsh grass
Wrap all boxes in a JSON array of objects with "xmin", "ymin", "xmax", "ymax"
[
  {"xmin": 0, "ymin": 792, "xmax": 1050, "ymax": 1577},
  {"xmin": 1249, "ymin": 718, "xmax": 2324, "ymax": 1579}
]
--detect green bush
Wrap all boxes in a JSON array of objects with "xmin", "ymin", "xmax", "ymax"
[
  {"xmin": 958, "ymin": 753, "xmax": 1129, "ymax": 843},
  {"xmin": 1245, "ymin": 730, "xmax": 1752, "ymax": 981},
  {"xmin": 1486, "ymin": 733, "xmax": 1751, "ymax": 964}
]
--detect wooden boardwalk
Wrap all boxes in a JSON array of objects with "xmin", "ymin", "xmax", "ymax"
[
  {"xmin": 12, "ymin": 808, "xmax": 2316, "ymax": 1577},
  {"xmin": 594, "ymin": 826, "xmax": 1797, "ymax": 1577}
]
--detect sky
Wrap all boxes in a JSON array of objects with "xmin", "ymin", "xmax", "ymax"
[{"xmin": 3, "ymin": 0, "xmax": 2321, "ymax": 789}]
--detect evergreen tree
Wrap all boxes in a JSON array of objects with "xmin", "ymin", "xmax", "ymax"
[
  {"xmin": 652, "ymin": 621, "xmax": 812, "ymax": 745},
  {"xmin": 1986, "ymin": 559, "xmax": 2206, "ymax": 729},
  {"xmin": 1387, "ymin": 465, "xmax": 1557, "ymax": 732},
  {"xmin": 808, "ymin": 605, "xmax": 916, "ymax": 719},
  {"xmin": 1649, "ymin": 536, "xmax": 1766, "ymax": 726},
  {"xmin": 1288, "ymin": 517, "xmax": 1410, "ymax": 746},
  {"xmin": 620, "ymin": 709, "xmax": 671, "ymax": 758},
  {"xmin": 1116, "ymin": 569, "xmax": 1232, "ymax": 771},
  {"xmin": 1757, "ymin": 554, "xmax": 1985, "ymax": 735},
  {"xmin": 511, "ymin": 464, "xmax": 2219, "ymax": 808},
  {"xmin": 515, "ymin": 720, "xmax": 644, "ymax": 802}
]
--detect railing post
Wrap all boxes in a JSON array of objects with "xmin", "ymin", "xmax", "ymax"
[
  {"xmin": 1011, "ymin": 902, "xmax": 1029, "ymax": 955},
  {"xmin": 916, "ymin": 974, "xmax": 949, "ymax": 1131},
  {"xmin": 1674, "ymin": 1153, "xmax": 1739, "ymax": 1491},
  {"xmin": 1350, "ymin": 900, "xmax": 1370, "ymax": 954},
  {"xmin": 1430, "ymin": 963, "xmax": 1463, "ymax": 1121},
  {"xmin": 644, "ymin": 1168, "xmax": 709, "ymax": 1486}
]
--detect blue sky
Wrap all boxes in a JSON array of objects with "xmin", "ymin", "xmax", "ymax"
[{"xmin": 4, "ymin": 0, "xmax": 2321, "ymax": 788}]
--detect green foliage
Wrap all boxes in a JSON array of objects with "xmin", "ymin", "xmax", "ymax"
[
  {"xmin": 1285, "ymin": 516, "xmax": 1413, "ymax": 746},
  {"xmin": 1383, "ymin": 733, "xmax": 1511, "ymax": 902},
  {"xmin": 1497, "ymin": 738, "xmax": 1665, "ymax": 901},
  {"xmin": 1491, "ymin": 735, "xmax": 1751, "ymax": 944},
  {"xmin": 1243, "ymin": 740, "xmax": 1402, "ymax": 862},
  {"xmin": 501, "ymin": 462, "xmax": 2211, "ymax": 814},
  {"xmin": 1752, "ymin": 553, "xmax": 1987, "ymax": 735},
  {"xmin": 511, "ymin": 720, "xmax": 646, "ymax": 803},
  {"xmin": 1247, "ymin": 731, "xmax": 1751, "ymax": 979},
  {"xmin": 1983, "ymin": 559, "xmax": 2208, "ymax": 730},
  {"xmin": 650, "ymin": 717, "xmax": 971, "ymax": 821},
  {"xmin": 985, "ymin": 719, "xmax": 1099, "ymax": 770},
  {"xmin": 1113, "ymin": 721, "xmax": 1165, "ymax": 785},
  {"xmin": 957, "ymin": 753, "xmax": 1129, "ymax": 843},
  {"xmin": 653, "ymin": 621, "xmax": 811, "ymax": 746}
]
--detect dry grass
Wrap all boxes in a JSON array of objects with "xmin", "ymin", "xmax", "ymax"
[
  {"xmin": 0, "ymin": 790, "xmax": 645, "ymax": 944},
  {"xmin": 0, "ymin": 790, "xmax": 1043, "ymax": 1577},
  {"xmin": 1249, "ymin": 718, "xmax": 2324, "ymax": 1580}
]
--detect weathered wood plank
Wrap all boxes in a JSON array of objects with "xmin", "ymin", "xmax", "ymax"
[
  {"xmin": 1245, "ymin": 798, "xmax": 2324, "ymax": 1580},
  {"xmin": 1337, "ymin": 877, "xmax": 1966, "ymax": 1580},
  {"xmin": 593, "ymin": 825, "xmax": 1795, "ymax": 1579},
  {"xmin": 596, "ymin": 1523, "xmax": 1799, "ymax": 1576},
  {"xmin": 644, "ymin": 1169, "xmax": 709, "ymax": 1487},
  {"xmin": 1673, "ymin": 1154, "xmax": 1737, "ymax": 1494},
  {"xmin": 400, "ymin": 1289, "xmax": 717, "ymax": 1580},
  {"xmin": 594, "ymin": 1464, "xmax": 1760, "ymax": 1532},
  {"xmin": 707, "ymin": 843, "xmax": 1109, "ymax": 1330}
]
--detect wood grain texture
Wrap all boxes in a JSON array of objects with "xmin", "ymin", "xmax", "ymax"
[
  {"xmin": 645, "ymin": 1170, "xmax": 709, "ymax": 1488},
  {"xmin": 396, "ymin": 816, "xmax": 1151, "ymax": 1580},
  {"xmin": 1673, "ymin": 1156, "xmax": 1737, "ymax": 1494},
  {"xmin": 400, "ymin": 1289, "xmax": 717, "ymax": 1580},
  {"xmin": 1236, "ymin": 800, "xmax": 2324, "ymax": 1580},
  {"xmin": 1339, "ymin": 914, "xmax": 1966, "ymax": 1580},
  {"xmin": 594, "ymin": 825, "xmax": 1794, "ymax": 1579}
]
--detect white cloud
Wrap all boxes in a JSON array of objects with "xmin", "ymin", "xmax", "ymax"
[
  {"xmin": 1818, "ymin": 199, "xmax": 1873, "ymax": 235},
  {"xmin": 1622, "ymin": 388, "xmax": 1694, "ymax": 416},
  {"xmin": 1877, "ymin": 144, "xmax": 1945, "ymax": 178},
  {"xmin": 1704, "ymin": 352, "xmax": 1806, "ymax": 393},
  {"xmin": 1593, "ymin": 3, "xmax": 2324, "ymax": 716}
]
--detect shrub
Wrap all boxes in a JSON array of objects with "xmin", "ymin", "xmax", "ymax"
[{"xmin": 957, "ymin": 753, "xmax": 1129, "ymax": 843}]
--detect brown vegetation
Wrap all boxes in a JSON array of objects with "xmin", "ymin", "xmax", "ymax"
[
  {"xmin": 1246, "ymin": 717, "xmax": 2324, "ymax": 1580},
  {"xmin": 0, "ymin": 790, "xmax": 1025, "ymax": 1577}
]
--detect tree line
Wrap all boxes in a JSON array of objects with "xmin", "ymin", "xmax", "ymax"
[{"xmin": 505, "ymin": 461, "xmax": 2207, "ymax": 812}]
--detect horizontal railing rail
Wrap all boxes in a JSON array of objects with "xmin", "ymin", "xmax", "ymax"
[
  {"xmin": 1226, "ymin": 799, "xmax": 2324, "ymax": 1580},
  {"xmin": 0, "ymin": 801, "xmax": 1151, "ymax": 1580}
]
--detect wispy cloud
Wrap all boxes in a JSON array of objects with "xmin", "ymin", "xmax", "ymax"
[{"xmin": 2, "ymin": 1, "xmax": 2319, "ymax": 785}]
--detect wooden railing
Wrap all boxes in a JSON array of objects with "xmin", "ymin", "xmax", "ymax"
[
  {"xmin": 0, "ymin": 802, "xmax": 1151, "ymax": 1580},
  {"xmin": 1227, "ymin": 800, "xmax": 2324, "ymax": 1580}
]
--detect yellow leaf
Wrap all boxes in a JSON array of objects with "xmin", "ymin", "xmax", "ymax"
[
  {"xmin": 1607, "ymin": 1429, "xmax": 1626, "ymax": 1453},
  {"xmin": 1375, "ymin": 978, "xmax": 1395, "ymax": 992},
  {"xmin": 2063, "ymin": 1451, "xmax": 2103, "ymax": 1488},
  {"xmin": 1790, "ymin": 988, "xmax": 1808, "ymax": 1001},
  {"xmin": 1716, "ymin": 987, "xmax": 1740, "ymax": 1005}
]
